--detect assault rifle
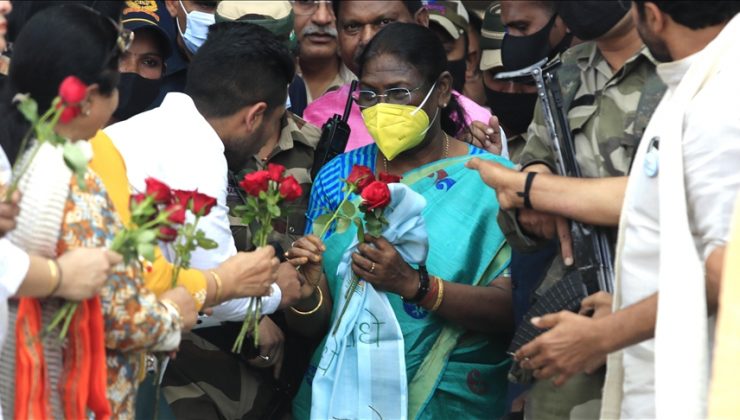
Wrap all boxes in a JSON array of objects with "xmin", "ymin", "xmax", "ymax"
[{"xmin": 495, "ymin": 58, "xmax": 614, "ymax": 369}]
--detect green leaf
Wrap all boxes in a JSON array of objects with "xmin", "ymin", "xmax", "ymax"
[
  {"xmin": 267, "ymin": 204, "xmax": 281, "ymax": 218},
  {"xmin": 335, "ymin": 216, "xmax": 351, "ymax": 233},
  {"xmin": 197, "ymin": 236, "xmax": 218, "ymax": 250},
  {"xmin": 353, "ymin": 218, "xmax": 365, "ymax": 243},
  {"xmin": 63, "ymin": 142, "xmax": 89, "ymax": 187},
  {"xmin": 16, "ymin": 96, "xmax": 38, "ymax": 124},
  {"xmin": 136, "ymin": 230, "xmax": 157, "ymax": 245},
  {"xmin": 340, "ymin": 200, "xmax": 356, "ymax": 218},
  {"xmin": 36, "ymin": 121, "xmax": 54, "ymax": 142},
  {"xmin": 312, "ymin": 214, "xmax": 332, "ymax": 236},
  {"xmin": 137, "ymin": 242, "xmax": 155, "ymax": 262}
]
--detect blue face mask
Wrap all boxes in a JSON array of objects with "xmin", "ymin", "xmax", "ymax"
[{"xmin": 176, "ymin": 0, "xmax": 215, "ymax": 54}]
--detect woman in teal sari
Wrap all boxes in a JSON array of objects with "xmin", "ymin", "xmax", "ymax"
[{"xmin": 286, "ymin": 23, "xmax": 514, "ymax": 419}]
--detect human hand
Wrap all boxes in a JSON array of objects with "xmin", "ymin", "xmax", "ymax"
[
  {"xmin": 247, "ymin": 316, "xmax": 285, "ymax": 379},
  {"xmin": 579, "ymin": 292, "xmax": 613, "ymax": 319},
  {"xmin": 517, "ymin": 210, "xmax": 573, "ymax": 265},
  {"xmin": 55, "ymin": 248, "xmax": 122, "ymax": 300},
  {"xmin": 466, "ymin": 158, "xmax": 526, "ymax": 209},
  {"xmin": 276, "ymin": 262, "xmax": 302, "ymax": 309},
  {"xmin": 218, "ymin": 247, "xmax": 279, "ymax": 301},
  {"xmin": 161, "ymin": 286, "xmax": 198, "ymax": 331},
  {"xmin": 469, "ymin": 116, "xmax": 503, "ymax": 155},
  {"xmin": 351, "ymin": 236, "xmax": 418, "ymax": 299},
  {"xmin": 285, "ymin": 235, "xmax": 326, "ymax": 300},
  {"xmin": 514, "ymin": 311, "xmax": 607, "ymax": 386},
  {"xmin": 0, "ymin": 190, "xmax": 20, "ymax": 237}
]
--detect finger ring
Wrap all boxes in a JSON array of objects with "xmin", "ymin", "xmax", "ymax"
[
  {"xmin": 369, "ymin": 262, "xmax": 376, "ymax": 274},
  {"xmin": 291, "ymin": 241, "xmax": 296, "ymax": 248},
  {"xmin": 259, "ymin": 355, "xmax": 270, "ymax": 361}
]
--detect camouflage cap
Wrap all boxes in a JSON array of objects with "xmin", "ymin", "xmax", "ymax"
[
  {"xmin": 479, "ymin": 2, "xmax": 504, "ymax": 71},
  {"xmin": 427, "ymin": 0, "xmax": 470, "ymax": 40},
  {"xmin": 215, "ymin": 1, "xmax": 297, "ymax": 49}
]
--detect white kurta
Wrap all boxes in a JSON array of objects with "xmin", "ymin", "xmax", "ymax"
[
  {"xmin": 604, "ymin": 15, "xmax": 740, "ymax": 419},
  {"xmin": 105, "ymin": 92, "xmax": 281, "ymax": 322}
]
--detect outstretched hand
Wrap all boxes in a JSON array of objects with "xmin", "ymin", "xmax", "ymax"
[{"xmin": 351, "ymin": 236, "xmax": 418, "ymax": 299}]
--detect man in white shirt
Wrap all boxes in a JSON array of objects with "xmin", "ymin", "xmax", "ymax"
[
  {"xmin": 468, "ymin": 1, "xmax": 740, "ymax": 418},
  {"xmin": 105, "ymin": 21, "xmax": 304, "ymax": 416}
]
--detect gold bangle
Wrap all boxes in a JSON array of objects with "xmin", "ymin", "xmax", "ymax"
[
  {"xmin": 290, "ymin": 286, "xmax": 323, "ymax": 316},
  {"xmin": 430, "ymin": 277, "xmax": 444, "ymax": 312},
  {"xmin": 46, "ymin": 259, "xmax": 62, "ymax": 297},
  {"xmin": 210, "ymin": 271, "xmax": 223, "ymax": 303},
  {"xmin": 160, "ymin": 298, "xmax": 184, "ymax": 328}
]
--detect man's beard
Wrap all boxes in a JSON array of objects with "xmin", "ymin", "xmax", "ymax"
[
  {"xmin": 223, "ymin": 123, "xmax": 269, "ymax": 172},
  {"xmin": 636, "ymin": 21, "xmax": 672, "ymax": 62}
]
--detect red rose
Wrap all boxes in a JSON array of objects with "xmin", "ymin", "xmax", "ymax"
[
  {"xmin": 58, "ymin": 76, "xmax": 88, "ymax": 105},
  {"xmin": 279, "ymin": 175, "xmax": 303, "ymax": 201},
  {"xmin": 240, "ymin": 170, "xmax": 270, "ymax": 197},
  {"xmin": 58, "ymin": 104, "xmax": 80, "ymax": 124},
  {"xmin": 361, "ymin": 181, "xmax": 391, "ymax": 210},
  {"xmin": 130, "ymin": 193, "xmax": 147, "ymax": 208},
  {"xmin": 165, "ymin": 203, "xmax": 186, "ymax": 224},
  {"xmin": 267, "ymin": 163, "xmax": 286, "ymax": 182},
  {"xmin": 145, "ymin": 177, "xmax": 172, "ymax": 204},
  {"xmin": 158, "ymin": 226, "xmax": 178, "ymax": 242},
  {"xmin": 378, "ymin": 172, "xmax": 402, "ymax": 184},
  {"xmin": 346, "ymin": 165, "xmax": 375, "ymax": 192},
  {"xmin": 172, "ymin": 189, "xmax": 193, "ymax": 209},
  {"xmin": 191, "ymin": 191, "xmax": 217, "ymax": 216}
]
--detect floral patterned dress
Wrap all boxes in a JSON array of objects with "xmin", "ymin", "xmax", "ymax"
[{"xmin": 59, "ymin": 171, "xmax": 181, "ymax": 417}]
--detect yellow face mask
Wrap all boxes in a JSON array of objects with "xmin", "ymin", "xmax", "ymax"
[{"xmin": 361, "ymin": 83, "xmax": 438, "ymax": 161}]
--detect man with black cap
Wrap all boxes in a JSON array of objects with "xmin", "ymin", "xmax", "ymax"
[{"xmin": 470, "ymin": 2, "xmax": 667, "ymax": 419}]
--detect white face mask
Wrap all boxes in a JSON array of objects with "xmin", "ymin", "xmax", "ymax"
[{"xmin": 176, "ymin": 0, "xmax": 215, "ymax": 54}]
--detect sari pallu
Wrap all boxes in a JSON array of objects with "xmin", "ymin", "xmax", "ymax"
[{"xmin": 293, "ymin": 148, "xmax": 513, "ymax": 419}]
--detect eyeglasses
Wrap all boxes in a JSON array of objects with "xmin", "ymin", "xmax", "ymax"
[
  {"xmin": 352, "ymin": 86, "xmax": 424, "ymax": 108},
  {"xmin": 291, "ymin": 0, "xmax": 332, "ymax": 16}
]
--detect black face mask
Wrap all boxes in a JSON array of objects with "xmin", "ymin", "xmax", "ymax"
[
  {"xmin": 557, "ymin": 1, "xmax": 629, "ymax": 41},
  {"xmin": 447, "ymin": 57, "xmax": 467, "ymax": 92},
  {"xmin": 501, "ymin": 14, "xmax": 556, "ymax": 71},
  {"xmin": 485, "ymin": 88, "xmax": 538, "ymax": 136},
  {"xmin": 113, "ymin": 73, "xmax": 162, "ymax": 121}
]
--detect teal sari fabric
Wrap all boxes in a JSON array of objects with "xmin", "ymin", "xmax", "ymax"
[{"xmin": 294, "ymin": 146, "xmax": 513, "ymax": 419}]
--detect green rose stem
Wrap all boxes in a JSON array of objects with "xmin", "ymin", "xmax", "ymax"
[
  {"xmin": 170, "ymin": 215, "xmax": 203, "ymax": 289},
  {"xmin": 5, "ymin": 100, "xmax": 62, "ymax": 201},
  {"xmin": 332, "ymin": 218, "xmax": 366, "ymax": 336},
  {"xmin": 232, "ymin": 211, "xmax": 272, "ymax": 353}
]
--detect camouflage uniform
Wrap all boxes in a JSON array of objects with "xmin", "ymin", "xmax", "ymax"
[
  {"xmin": 499, "ymin": 42, "xmax": 666, "ymax": 420},
  {"xmin": 161, "ymin": 112, "xmax": 320, "ymax": 420},
  {"xmin": 507, "ymin": 133, "xmax": 527, "ymax": 164}
]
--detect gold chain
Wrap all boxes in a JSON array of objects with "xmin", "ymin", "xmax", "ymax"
[{"xmin": 383, "ymin": 133, "xmax": 450, "ymax": 173}]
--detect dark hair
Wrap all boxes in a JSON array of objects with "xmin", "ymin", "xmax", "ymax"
[
  {"xmin": 634, "ymin": 1, "xmax": 740, "ymax": 29},
  {"xmin": 467, "ymin": 7, "xmax": 483, "ymax": 35},
  {"xmin": 0, "ymin": 4, "xmax": 122, "ymax": 164},
  {"xmin": 333, "ymin": 1, "xmax": 424, "ymax": 21},
  {"xmin": 185, "ymin": 22, "xmax": 296, "ymax": 118},
  {"xmin": 358, "ymin": 23, "xmax": 468, "ymax": 136}
]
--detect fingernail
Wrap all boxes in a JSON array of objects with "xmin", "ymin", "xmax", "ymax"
[
  {"xmin": 531, "ymin": 317, "xmax": 541, "ymax": 325},
  {"xmin": 564, "ymin": 257, "xmax": 574, "ymax": 266},
  {"xmin": 486, "ymin": 128, "xmax": 494, "ymax": 134}
]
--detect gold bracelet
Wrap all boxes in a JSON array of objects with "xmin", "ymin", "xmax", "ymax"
[
  {"xmin": 46, "ymin": 259, "xmax": 61, "ymax": 297},
  {"xmin": 210, "ymin": 271, "xmax": 223, "ymax": 303},
  {"xmin": 290, "ymin": 286, "xmax": 323, "ymax": 316},
  {"xmin": 430, "ymin": 277, "xmax": 444, "ymax": 312},
  {"xmin": 160, "ymin": 298, "xmax": 184, "ymax": 328}
]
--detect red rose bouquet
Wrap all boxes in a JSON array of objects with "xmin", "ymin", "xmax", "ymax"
[
  {"xmin": 5, "ymin": 76, "xmax": 92, "ymax": 201},
  {"xmin": 313, "ymin": 165, "xmax": 401, "ymax": 334},
  {"xmin": 231, "ymin": 163, "xmax": 303, "ymax": 353},
  {"xmin": 46, "ymin": 177, "xmax": 188, "ymax": 339}
]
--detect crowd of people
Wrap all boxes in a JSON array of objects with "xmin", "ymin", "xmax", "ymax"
[{"xmin": 0, "ymin": 0, "xmax": 738, "ymax": 419}]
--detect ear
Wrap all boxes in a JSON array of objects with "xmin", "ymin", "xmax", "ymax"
[
  {"xmin": 643, "ymin": 2, "xmax": 666, "ymax": 34},
  {"xmin": 165, "ymin": 0, "xmax": 179, "ymax": 18},
  {"xmin": 415, "ymin": 7, "xmax": 430, "ymax": 28},
  {"xmin": 436, "ymin": 70, "xmax": 453, "ymax": 108},
  {"xmin": 244, "ymin": 102, "xmax": 268, "ymax": 132}
]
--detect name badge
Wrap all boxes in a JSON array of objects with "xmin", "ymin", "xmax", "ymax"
[{"xmin": 643, "ymin": 136, "xmax": 660, "ymax": 178}]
